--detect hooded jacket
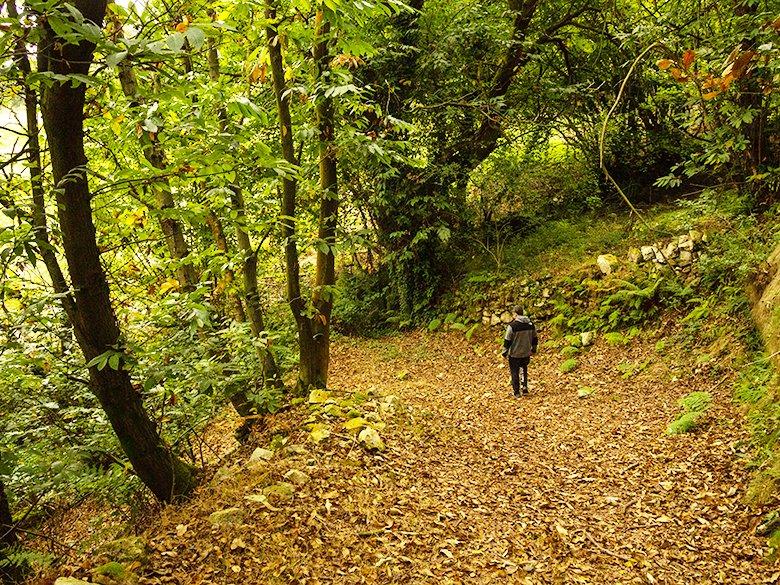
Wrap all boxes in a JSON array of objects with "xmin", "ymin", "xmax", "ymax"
[{"xmin": 503, "ymin": 316, "xmax": 538, "ymax": 359}]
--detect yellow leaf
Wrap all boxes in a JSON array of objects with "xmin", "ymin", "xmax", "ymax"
[
  {"xmin": 656, "ymin": 59, "xmax": 673, "ymax": 70},
  {"xmin": 159, "ymin": 278, "xmax": 180, "ymax": 295},
  {"xmin": 344, "ymin": 417, "xmax": 367, "ymax": 431},
  {"xmin": 308, "ymin": 389, "xmax": 331, "ymax": 404}
]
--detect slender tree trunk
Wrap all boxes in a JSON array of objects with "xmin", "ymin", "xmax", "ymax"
[
  {"xmin": 116, "ymin": 58, "xmax": 197, "ymax": 290},
  {"xmin": 229, "ymin": 188, "xmax": 283, "ymax": 388},
  {"xmin": 207, "ymin": 24, "xmax": 283, "ymax": 397},
  {"xmin": 8, "ymin": 0, "xmax": 78, "ymax": 327},
  {"xmin": 266, "ymin": 1, "xmax": 318, "ymax": 391},
  {"xmin": 307, "ymin": 12, "xmax": 339, "ymax": 388},
  {"xmin": 205, "ymin": 211, "xmax": 247, "ymax": 322},
  {"xmin": 38, "ymin": 0, "xmax": 195, "ymax": 502},
  {"xmin": 267, "ymin": 1, "xmax": 339, "ymax": 390}
]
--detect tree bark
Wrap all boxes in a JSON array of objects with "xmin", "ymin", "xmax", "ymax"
[
  {"xmin": 38, "ymin": 0, "xmax": 195, "ymax": 502},
  {"xmin": 0, "ymin": 481, "xmax": 14, "ymax": 548},
  {"xmin": 116, "ymin": 57, "xmax": 198, "ymax": 291},
  {"xmin": 206, "ymin": 24, "xmax": 283, "ymax": 400},
  {"xmin": 229, "ymin": 187, "xmax": 283, "ymax": 388},
  {"xmin": 205, "ymin": 211, "xmax": 247, "ymax": 322},
  {"xmin": 307, "ymin": 11, "xmax": 339, "ymax": 388},
  {"xmin": 8, "ymin": 0, "xmax": 78, "ymax": 327},
  {"xmin": 266, "ymin": 1, "xmax": 319, "ymax": 391},
  {"xmin": 266, "ymin": 2, "xmax": 339, "ymax": 390}
]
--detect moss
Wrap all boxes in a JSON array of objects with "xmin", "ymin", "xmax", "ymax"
[
  {"xmin": 560, "ymin": 358, "xmax": 578, "ymax": 373},
  {"xmin": 95, "ymin": 561, "xmax": 128, "ymax": 579},
  {"xmin": 668, "ymin": 412, "xmax": 702, "ymax": 435},
  {"xmin": 604, "ymin": 332, "xmax": 627, "ymax": 346}
]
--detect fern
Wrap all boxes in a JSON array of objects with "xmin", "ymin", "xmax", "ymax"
[
  {"xmin": 679, "ymin": 391, "xmax": 712, "ymax": 413},
  {"xmin": 0, "ymin": 545, "xmax": 53, "ymax": 575},
  {"xmin": 668, "ymin": 391, "xmax": 712, "ymax": 435}
]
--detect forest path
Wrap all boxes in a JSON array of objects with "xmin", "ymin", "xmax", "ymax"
[
  {"xmin": 324, "ymin": 331, "xmax": 770, "ymax": 583},
  {"xmin": 139, "ymin": 331, "xmax": 774, "ymax": 585}
]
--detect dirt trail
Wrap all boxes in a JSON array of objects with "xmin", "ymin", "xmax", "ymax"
[{"xmin": 128, "ymin": 331, "xmax": 773, "ymax": 584}]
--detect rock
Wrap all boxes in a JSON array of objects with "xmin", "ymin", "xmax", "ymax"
[
  {"xmin": 640, "ymin": 246, "xmax": 655, "ymax": 261},
  {"xmin": 263, "ymin": 482, "xmax": 295, "ymax": 500},
  {"xmin": 378, "ymin": 394, "xmax": 402, "ymax": 416},
  {"xmin": 580, "ymin": 331, "xmax": 595, "ymax": 347},
  {"xmin": 577, "ymin": 387, "xmax": 594, "ymax": 399},
  {"xmin": 679, "ymin": 250, "xmax": 693, "ymax": 266},
  {"xmin": 97, "ymin": 537, "xmax": 148, "ymax": 565},
  {"xmin": 250, "ymin": 447, "xmax": 274, "ymax": 462},
  {"xmin": 323, "ymin": 404, "xmax": 344, "ymax": 418},
  {"xmin": 653, "ymin": 247, "xmax": 666, "ymax": 264},
  {"xmin": 358, "ymin": 427, "xmax": 385, "ymax": 451},
  {"xmin": 208, "ymin": 507, "xmax": 245, "ymax": 526},
  {"xmin": 55, "ymin": 579, "xmax": 92, "ymax": 585},
  {"xmin": 308, "ymin": 389, "xmax": 331, "ymax": 404},
  {"xmin": 627, "ymin": 247, "xmax": 642, "ymax": 263},
  {"xmin": 678, "ymin": 234, "xmax": 690, "ymax": 244},
  {"xmin": 279, "ymin": 444, "xmax": 307, "ymax": 458},
  {"xmin": 542, "ymin": 288, "xmax": 551, "ymax": 298},
  {"xmin": 500, "ymin": 311, "xmax": 513, "ymax": 324},
  {"xmin": 756, "ymin": 510, "xmax": 780, "ymax": 536},
  {"xmin": 663, "ymin": 241, "xmax": 678, "ymax": 259},
  {"xmin": 689, "ymin": 229, "xmax": 703, "ymax": 243},
  {"xmin": 283, "ymin": 469, "xmax": 311, "ymax": 486},
  {"xmin": 596, "ymin": 254, "xmax": 619, "ymax": 275},
  {"xmin": 490, "ymin": 314, "xmax": 501, "ymax": 326},
  {"xmin": 678, "ymin": 238, "xmax": 694, "ymax": 250}
]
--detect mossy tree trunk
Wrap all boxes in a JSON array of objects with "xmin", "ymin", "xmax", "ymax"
[{"xmin": 38, "ymin": 0, "xmax": 196, "ymax": 502}]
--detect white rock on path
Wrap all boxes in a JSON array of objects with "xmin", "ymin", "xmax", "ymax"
[
  {"xmin": 250, "ymin": 447, "xmax": 274, "ymax": 462},
  {"xmin": 208, "ymin": 507, "xmax": 245, "ymax": 526}
]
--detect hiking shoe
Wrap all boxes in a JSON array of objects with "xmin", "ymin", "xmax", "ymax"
[
  {"xmin": 522, "ymin": 387, "xmax": 529, "ymax": 395},
  {"xmin": 513, "ymin": 391, "xmax": 521, "ymax": 398}
]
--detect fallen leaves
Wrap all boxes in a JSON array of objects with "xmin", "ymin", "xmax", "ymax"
[{"xmin": 48, "ymin": 331, "xmax": 777, "ymax": 584}]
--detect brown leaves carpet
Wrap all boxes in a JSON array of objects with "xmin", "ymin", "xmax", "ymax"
[{"xmin": 73, "ymin": 331, "xmax": 778, "ymax": 584}]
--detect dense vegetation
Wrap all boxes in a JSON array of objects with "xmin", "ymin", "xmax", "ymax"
[{"xmin": 0, "ymin": 0, "xmax": 777, "ymax": 579}]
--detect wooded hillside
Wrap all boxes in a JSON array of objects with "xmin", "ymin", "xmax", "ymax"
[{"xmin": 0, "ymin": 0, "xmax": 778, "ymax": 582}]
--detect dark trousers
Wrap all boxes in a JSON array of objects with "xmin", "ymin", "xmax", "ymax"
[{"xmin": 509, "ymin": 356, "xmax": 530, "ymax": 394}]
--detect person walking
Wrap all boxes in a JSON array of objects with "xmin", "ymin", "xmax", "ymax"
[{"xmin": 502, "ymin": 306, "xmax": 538, "ymax": 397}]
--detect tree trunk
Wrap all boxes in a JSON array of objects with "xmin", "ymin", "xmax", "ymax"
[
  {"xmin": 229, "ymin": 187, "xmax": 283, "ymax": 388},
  {"xmin": 266, "ymin": 1, "xmax": 313, "ymax": 391},
  {"xmin": 38, "ymin": 0, "xmax": 196, "ymax": 502},
  {"xmin": 8, "ymin": 0, "xmax": 78, "ymax": 327},
  {"xmin": 116, "ymin": 58, "xmax": 198, "ymax": 291},
  {"xmin": 306, "ymin": 11, "xmax": 339, "ymax": 389},
  {"xmin": 207, "ymin": 24, "xmax": 283, "ymax": 401},
  {"xmin": 205, "ymin": 211, "xmax": 247, "ymax": 322},
  {"xmin": 0, "ymin": 481, "xmax": 14, "ymax": 548},
  {"xmin": 266, "ymin": 2, "xmax": 339, "ymax": 390}
]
